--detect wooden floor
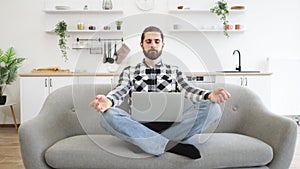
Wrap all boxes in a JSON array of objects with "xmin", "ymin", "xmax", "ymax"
[
  {"xmin": 0, "ymin": 127, "xmax": 23, "ymax": 169},
  {"xmin": 0, "ymin": 126, "xmax": 299, "ymax": 169}
]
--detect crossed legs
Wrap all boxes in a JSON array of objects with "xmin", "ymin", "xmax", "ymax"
[{"xmin": 99, "ymin": 100, "xmax": 222, "ymax": 157}]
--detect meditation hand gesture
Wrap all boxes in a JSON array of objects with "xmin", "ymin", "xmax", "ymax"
[
  {"xmin": 90, "ymin": 95, "xmax": 113, "ymax": 112},
  {"xmin": 208, "ymin": 88, "xmax": 231, "ymax": 103}
]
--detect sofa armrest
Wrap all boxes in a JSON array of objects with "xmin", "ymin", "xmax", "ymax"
[
  {"xmin": 19, "ymin": 84, "xmax": 114, "ymax": 169},
  {"xmin": 19, "ymin": 85, "xmax": 84, "ymax": 169},
  {"xmin": 227, "ymin": 86, "xmax": 298, "ymax": 169},
  {"xmin": 203, "ymin": 83, "xmax": 298, "ymax": 169},
  {"xmin": 240, "ymin": 107, "xmax": 297, "ymax": 169}
]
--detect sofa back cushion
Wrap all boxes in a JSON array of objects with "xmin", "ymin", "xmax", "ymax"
[{"xmin": 53, "ymin": 82, "xmax": 265, "ymax": 135}]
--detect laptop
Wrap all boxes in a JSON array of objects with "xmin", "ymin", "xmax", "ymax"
[{"xmin": 131, "ymin": 92, "xmax": 184, "ymax": 122}]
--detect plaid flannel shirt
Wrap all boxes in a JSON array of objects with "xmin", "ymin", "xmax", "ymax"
[{"xmin": 106, "ymin": 59, "xmax": 211, "ymax": 106}]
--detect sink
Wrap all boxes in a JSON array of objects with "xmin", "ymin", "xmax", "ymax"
[{"xmin": 217, "ymin": 70, "xmax": 260, "ymax": 73}]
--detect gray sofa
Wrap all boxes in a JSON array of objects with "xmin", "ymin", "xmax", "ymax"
[{"xmin": 19, "ymin": 83, "xmax": 298, "ymax": 169}]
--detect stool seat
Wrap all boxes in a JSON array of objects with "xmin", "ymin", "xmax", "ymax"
[{"xmin": 0, "ymin": 103, "xmax": 18, "ymax": 130}]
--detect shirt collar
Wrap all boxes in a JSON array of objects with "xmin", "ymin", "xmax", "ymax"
[{"xmin": 142, "ymin": 58, "xmax": 163, "ymax": 68}]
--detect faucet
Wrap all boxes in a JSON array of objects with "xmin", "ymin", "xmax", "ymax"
[{"xmin": 233, "ymin": 50, "xmax": 241, "ymax": 72}]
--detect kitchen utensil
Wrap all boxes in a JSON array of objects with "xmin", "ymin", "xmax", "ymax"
[
  {"xmin": 113, "ymin": 42, "xmax": 118, "ymax": 61},
  {"xmin": 116, "ymin": 43, "xmax": 130, "ymax": 64},
  {"xmin": 107, "ymin": 41, "xmax": 114, "ymax": 63},
  {"xmin": 90, "ymin": 40, "xmax": 102, "ymax": 54},
  {"xmin": 90, "ymin": 48, "xmax": 102, "ymax": 54},
  {"xmin": 103, "ymin": 41, "xmax": 107, "ymax": 63}
]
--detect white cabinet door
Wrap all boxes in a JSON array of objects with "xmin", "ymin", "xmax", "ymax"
[
  {"xmin": 20, "ymin": 77, "xmax": 49, "ymax": 123},
  {"xmin": 48, "ymin": 76, "xmax": 75, "ymax": 93},
  {"xmin": 20, "ymin": 76, "xmax": 74, "ymax": 123},
  {"xmin": 216, "ymin": 75, "xmax": 271, "ymax": 109},
  {"xmin": 245, "ymin": 76, "xmax": 271, "ymax": 109}
]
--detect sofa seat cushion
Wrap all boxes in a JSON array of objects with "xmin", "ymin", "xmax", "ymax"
[{"xmin": 45, "ymin": 133, "xmax": 273, "ymax": 169}]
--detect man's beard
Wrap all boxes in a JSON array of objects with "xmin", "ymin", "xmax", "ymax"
[{"xmin": 143, "ymin": 49, "xmax": 162, "ymax": 60}]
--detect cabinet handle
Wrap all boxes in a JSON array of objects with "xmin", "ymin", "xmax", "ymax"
[
  {"xmin": 240, "ymin": 77, "xmax": 243, "ymax": 86},
  {"xmin": 49, "ymin": 78, "xmax": 53, "ymax": 87},
  {"xmin": 45, "ymin": 78, "xmax": 48, "ymax": 87},
  {"xmin": 110, "ymin": 78, "xmax": 113, "ymax": 90},
  {"xmin": 245, "ymin": 77, "xmax": 248, "ymax": 86}
]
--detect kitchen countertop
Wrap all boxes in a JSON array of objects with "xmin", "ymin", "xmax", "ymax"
[
  {"xmin": 19, "ymin": 72, "xmax": 272, "ymax": 77},
  {"xmin": 19, "ymin": 72, "xmax": 119, "ymax": 77}
]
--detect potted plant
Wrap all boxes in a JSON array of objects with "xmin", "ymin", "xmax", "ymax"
[
  {"xmin": 210, "ymin": 0, "xmax": 230, "ymax": 37},
  {"xmin": 54, "ymin": 20, "xmax": 69, "ymax": 61},
  {"xmin": 115, "ymin": 20, "xmax": 123, "ymax": 30},
  {"xmin": 0, "ymin": 47, "xmax": 26, "ymax": 105}
]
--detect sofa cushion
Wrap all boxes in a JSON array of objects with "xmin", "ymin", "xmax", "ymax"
[{"xmin": 45, "ymin": 133, "xmax": 273, "ymax": 169}]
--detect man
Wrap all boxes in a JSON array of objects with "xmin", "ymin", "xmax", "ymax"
[{"xmin": 90, "ymin": 26, "xmax": 231, "ymax": 159}]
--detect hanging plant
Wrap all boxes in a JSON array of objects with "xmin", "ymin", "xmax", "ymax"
[
  {"xmin": 54, "ymin": 20, "xmax": 69, "ymax": 61},
  {"xmin": 210, "ymin": 0, "xmax": 230, "ymax": 37}
]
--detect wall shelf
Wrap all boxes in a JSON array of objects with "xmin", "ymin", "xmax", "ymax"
[
  {"xmin": 44, "ymin": 9, "xmax": 123, "ymax": 14},
  {"xmin": 45, "ymin": 29, "xmax": 123, "ymax": 33},
  {"xmin": 168, "ymin": 9, "xmax": 246, "ymax": 14},
  {"xmin": 169, "ymin": 28, "xmax": 245, "ymax": 33}
]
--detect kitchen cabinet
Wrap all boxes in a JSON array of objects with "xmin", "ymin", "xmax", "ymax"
[
  {"xmin": 19, "ymin": 74, "xmax": 119, "ymax": 123},
  {"xmin": 77, "ymin": 76, "xmax": 119, "ymax": 89},
  {"xmin": 216, "ymin": 75, "xmax": 271, "ymax": 109},
  {"xmin": 20, "ymin": 76, "xmax": 74, "ymax": 123}
]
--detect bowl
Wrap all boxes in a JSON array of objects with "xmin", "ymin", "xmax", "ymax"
[{"xmin": 55, "ymin": 6, "xmax": 70, "ymax": 10}]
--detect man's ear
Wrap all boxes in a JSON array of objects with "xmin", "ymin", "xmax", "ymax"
[{"xmin": 140, "ymin": 42, "xmax": 143, "ymax": 48}]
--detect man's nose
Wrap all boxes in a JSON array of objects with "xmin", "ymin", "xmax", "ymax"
[{"xmin": 150, "ymin": 42, "xmax": 157, "ymax": 48}]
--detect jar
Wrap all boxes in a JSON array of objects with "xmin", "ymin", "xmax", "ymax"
[
  {"xmin": 102, "ymin": 0, "xmax": 112, "ymax": 10},
  {"xmin": 77, "ymin": 23, "xmax": 84, "ymax": 30}
]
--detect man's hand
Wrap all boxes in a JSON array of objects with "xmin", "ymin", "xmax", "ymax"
[
  {"xmin": 90, "ymin": 95, "xmax": 113, "ymax": 112},
  {"xmin": 208, "ymin": 88, "xmax": 231, "ymax": 103}
]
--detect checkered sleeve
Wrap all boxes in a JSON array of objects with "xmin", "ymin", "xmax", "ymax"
[
  {"xmin": 176, "ymin": 69, "xmax": 211, "ymax": 103},
  {"xmin": 106, "ymin": 66, "xmax": 132, "ymax": 106}
]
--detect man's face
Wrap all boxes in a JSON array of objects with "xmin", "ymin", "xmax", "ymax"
[{"xmin": 140, "ymin": 32, "xmax": 164, "ymax": 60}]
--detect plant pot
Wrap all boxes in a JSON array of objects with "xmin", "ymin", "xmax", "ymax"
[{"xmin": 0, "ymin": 95, "xmax": 7, "ymax": 105}]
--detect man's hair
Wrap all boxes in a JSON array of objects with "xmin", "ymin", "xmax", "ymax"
[{"xmin": 141, "ymin": 26, "xmax": 164, "ymax": 43}]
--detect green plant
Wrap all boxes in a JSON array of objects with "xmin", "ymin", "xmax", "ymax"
[
  {"xmin": 54, "ymin": 20, "xmax": 69, "ymax": 61},
  {"xmin": 0, "ymin": 47, "xmax": 26, "ymax": 96},
  {"xmin": 115, "ymin": 20, "xmax": 123, "ymax": 26},
  {"xmin": 115, "ymin": 20, "xmax": 123, "ymax": 30},
  {"xmin": 210, "ymin": 0, "xmax": 230, "ymax": 37}
]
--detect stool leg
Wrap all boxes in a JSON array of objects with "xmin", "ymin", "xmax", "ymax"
[{"xmin": 9, "ymin": 105, "xmax": 18, "ymax": 130}]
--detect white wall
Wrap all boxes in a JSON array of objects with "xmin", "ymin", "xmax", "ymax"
[{"xmin": 0, "ymin": 0, "xmax": 300, "ymax": 123}]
